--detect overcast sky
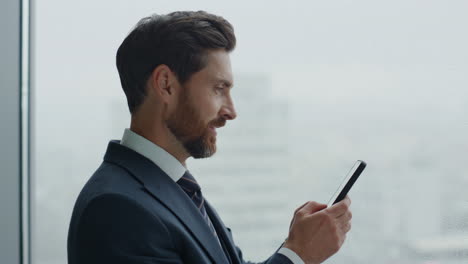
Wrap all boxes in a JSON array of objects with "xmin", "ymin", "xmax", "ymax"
[{"xmin": 35, "ymin": 0, "xmax": 468, "ymax": 95}]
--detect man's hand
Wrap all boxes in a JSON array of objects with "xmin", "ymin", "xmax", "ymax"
[{"xmin": 283, "ymin": 196, "xmax": 352, "ymax": 264}]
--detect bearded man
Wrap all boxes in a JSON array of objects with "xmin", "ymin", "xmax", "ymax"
[{"xmin": 67, "ymin": 10, "xmax": 352, "ymax": 264}]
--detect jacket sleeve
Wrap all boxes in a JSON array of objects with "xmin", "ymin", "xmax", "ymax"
[
  {"xmin": 238, "ymin": 250, "xmax": 294, "ymax": 264},
  {"xmin": 74, "ymin": 193, "xmax": 183, "ymax": 264},
  {"xmin": 226, "ymin": 228, "xmax": 293, "ymax": 264}
]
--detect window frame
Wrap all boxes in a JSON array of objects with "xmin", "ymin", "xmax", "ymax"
[{"xmin": 0, "ymin": 0, "xmax": 31, "ymax": 263}]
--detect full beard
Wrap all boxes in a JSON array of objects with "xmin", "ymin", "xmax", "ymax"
[{"xmin": 166, "ymin": 93, "xmax": 219, "ymax": 159}]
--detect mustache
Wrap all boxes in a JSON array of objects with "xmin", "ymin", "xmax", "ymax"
[{"xmin": 210, "ymin": 118, "xmax": 226, "ymax": 128}]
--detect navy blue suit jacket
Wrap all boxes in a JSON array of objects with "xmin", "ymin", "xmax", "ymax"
[{"xmin": 67, "ymin": 141, "xmax": 293, "ymax": 264}]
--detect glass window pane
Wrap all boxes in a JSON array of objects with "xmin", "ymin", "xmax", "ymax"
[{"xmin": 33, "ymin": 1, "xmax": 468, "ymax": 263}]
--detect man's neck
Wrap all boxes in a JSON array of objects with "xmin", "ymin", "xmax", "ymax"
[{"xmin": 129, "ymin": 121, "xmax": 190, "ymax": 167}]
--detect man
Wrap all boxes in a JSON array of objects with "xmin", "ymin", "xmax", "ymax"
[{"xmin": 67, "ymin": 11, "xmax": 352, "ymax": 264}]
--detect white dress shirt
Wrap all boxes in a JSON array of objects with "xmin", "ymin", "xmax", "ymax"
[{"xmin": 120, "ymin": 128, "xmax": 304, "ymax": 264}]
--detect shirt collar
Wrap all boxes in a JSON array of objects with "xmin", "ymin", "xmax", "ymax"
[{"xmin": 120, "ymin": 128, "xmax": 186, "ymax": 182}]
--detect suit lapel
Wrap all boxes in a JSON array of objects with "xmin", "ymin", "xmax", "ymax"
[
  {"xmin": 205, "ymin": 201, "xmax": 242, "ymax": 264},
  {"xmin": 103, "ymin": 141, "xmax": 228, "ymax": 264}
]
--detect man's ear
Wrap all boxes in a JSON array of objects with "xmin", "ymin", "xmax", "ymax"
[{"xmin": 148, "ymin": 64, "xmax": 178, "ymax": 101}]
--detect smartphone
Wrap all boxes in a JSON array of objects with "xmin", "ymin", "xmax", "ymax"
[{"xmin": 327, "ymin": 160, "xmax": 367, "ymax": 207}]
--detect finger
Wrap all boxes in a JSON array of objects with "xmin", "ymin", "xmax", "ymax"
[
  {"xmin": 343, "ymin": 195, "xmax": 351, "ymax": 206},
  {"xmin": 338, "ymin": 219, "xmax": 352, "ymax": 233},
  {"xmin": 345, "ymin": 221, "xmax": 352, "ymax": 233},
  {"xmin": 339, "ymin": 195, "xmax": 351, "ymax": 208},
  {"xmin": 336, "ymin": 212, "xmax": 352, "ymax": 232},
  {"xmin": 299, "ymin": 201, "xmax": 327, "ymax": 215},
  {"xmin": 294, "ymin": 201, "xmax": 309, "ymax": 215},
  {"xmin": 336, "ymin": 210, "xmax": 352, "ymax": 222},
  {"xmin": 289, "ymin": 201, "xmax": 309, "ymax": 229},
  {"xmin": 326, "ymin": 197, "xmax": 351, "ymax": 217}
]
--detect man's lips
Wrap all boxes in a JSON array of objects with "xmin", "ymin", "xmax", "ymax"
[
  {"xmin": 208, "ymin": 120, "xmax": 225, "ymax": 136},
  {"xmin": 208, "ymin": 126, "xmax": 217, "ymax": 135}
]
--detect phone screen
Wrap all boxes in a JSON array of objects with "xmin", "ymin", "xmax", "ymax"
[{"xmin": 327, "ymin": 160, "xmax": 367, "ymax": 207}]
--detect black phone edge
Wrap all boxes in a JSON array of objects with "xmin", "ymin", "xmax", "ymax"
[{"xmin": 332, "ymin": 160, "xmax": 367, "ymax": 205}]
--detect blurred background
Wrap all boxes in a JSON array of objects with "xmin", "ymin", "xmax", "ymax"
[{"xmin": 26, "ymin": 0, "xmax": 468, "ymax": 263}]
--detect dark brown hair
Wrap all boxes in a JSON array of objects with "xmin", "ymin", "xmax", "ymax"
[{"xmin": 116, "ymin": 11, "xmax": 236, "ymax": 114}]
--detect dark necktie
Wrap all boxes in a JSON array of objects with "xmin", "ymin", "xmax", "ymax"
[{"xmin": 177, "ymin": 170, "xmax": 219, "ymax": 238}]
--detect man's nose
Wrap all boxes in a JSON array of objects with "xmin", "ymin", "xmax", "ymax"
[{"xmin": 221, "ymin": 97, "xmax": 237, "ymax": 121}]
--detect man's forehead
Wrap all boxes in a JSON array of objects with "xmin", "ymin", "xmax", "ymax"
[{"xmin": 203, "ymin": 51, "xmax": 233, "ymax": 86}]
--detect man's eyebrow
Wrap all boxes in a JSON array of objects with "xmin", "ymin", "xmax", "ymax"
[{"xmin": 215, "ymin": 79, "xmax": 233, "ymax": 89}]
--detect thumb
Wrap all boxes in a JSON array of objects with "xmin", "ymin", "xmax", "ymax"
[
  {"xmin": 300, "ymin": 201, "xmax": 327, "ymax": 215},
  {"xmin": 289, "ymin": 201, "xmax": 310, "ymax": 229}
]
